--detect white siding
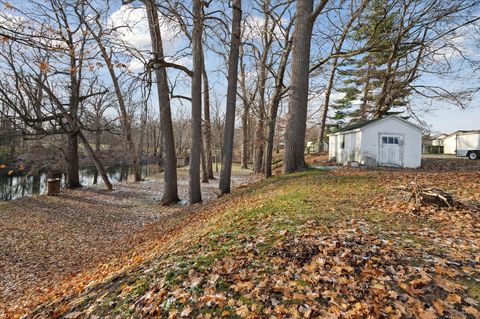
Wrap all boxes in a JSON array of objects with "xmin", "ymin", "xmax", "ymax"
[
  {"xmin": 328, "ymin": 135, "xmax": 337, "ymax": 160},
  {"xmin": 443, "ymin": 135, "xmax": 457, "ymax": 154},
  {"xmin": 361, "ymin": 117, "xmax": 422, "ymax": 168},
  {"xmin": 328, "ymin": 131, "xmax": 362, "ymax": 164}
]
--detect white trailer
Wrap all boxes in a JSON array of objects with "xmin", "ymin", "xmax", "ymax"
[
  {"xmin": 442, "ymin": 130, "xmax": 480, "ymax": 159},
  {"xmin": 455, "ymin": 131, "xmax": 480, "ymax": 160}
]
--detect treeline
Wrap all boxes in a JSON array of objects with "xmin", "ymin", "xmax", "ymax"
[{"xmin": 0, "ymin": 0, "xmax": 478, "ymax": 204}]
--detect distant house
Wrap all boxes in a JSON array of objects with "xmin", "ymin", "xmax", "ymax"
[
  {"xmin": 422, "ymin": 133, "xmax": 447, "ymax": 154},
  {"xmin": 442, "ymin": 130, "xmax": 480, "ymax": 157},
  {"xmin": 328, "ymin": 116, "xmax": 423, "ymax": 168}
]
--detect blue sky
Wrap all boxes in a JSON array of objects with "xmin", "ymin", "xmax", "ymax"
[{"xmin": 425, "ymin": 105, "xmax": 479, "ymax": 133}]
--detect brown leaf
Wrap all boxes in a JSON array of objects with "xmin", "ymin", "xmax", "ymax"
[
  {"xmin": 236, "ymin": 305, "xmax": 250, "ymax": 317},
  {"xmin": 446, "ymin": 294, "xmax": 462, "ymax": 304}
]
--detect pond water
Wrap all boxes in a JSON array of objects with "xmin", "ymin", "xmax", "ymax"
[{"xmin": 0, "ymin": 164, "xmax": 162, "ymax": 201}]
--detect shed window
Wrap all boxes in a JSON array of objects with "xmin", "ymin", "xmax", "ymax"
[
  {"xmin": 382, "ymin": 136, "xmax": 400, "ymax": 145},
  {"xmin": 340, "ymin": 136, "xmax": 345, "ymax": 149}
]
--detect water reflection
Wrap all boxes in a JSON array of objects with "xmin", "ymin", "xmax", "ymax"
[{"xmin": 0, "ymin": 164, "xmax": 162, "ymax": 201}]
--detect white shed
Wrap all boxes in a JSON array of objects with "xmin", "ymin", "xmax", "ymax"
[{"xmin": 328, "ymin": 116, "xmax": 423, "ymax": 168}]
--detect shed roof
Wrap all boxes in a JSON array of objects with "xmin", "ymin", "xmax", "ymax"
[
  {"xmin": 331, "ymin": 116, "xmax": 422, "ymax": 135},
  {"xmin": 334, "ymin": 118, "xmax": 382, "ymax": 133}
]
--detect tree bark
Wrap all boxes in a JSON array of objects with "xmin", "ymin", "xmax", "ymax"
[
  {"xmin": 239, "ymin": 44, "xmax": 250, "ymax": 169},
  {"xmin": 254, "ymin": 109, "xmax": 265, "ymax": 173},
  {"xmin": 145, "ymin": 0, "xmax": 179, "ymax": 204},
  {"xmin": 201, "ymin": 48, "xmax": 214, "ymax": 179},
  {"xmin": 65, "ymin": 132, "xmax": 81, "ymax": 188},
  {"xmin": 283, "ymin": 0, "xmax": 319, "ymax": 173},
  {"xmin": 189, "ymin": 0, "xmax": 203, "ymax": 204},
  {"xmin": 200, "ymin": 138, "xmax": 208, "ymax": 183},
  {"xmin": 265, "ymin": 40, "xmax": 292, "ymax": 178},
  {"xmin": 219, "ymin": 0, "xmax": 242, "ymax": 195}
]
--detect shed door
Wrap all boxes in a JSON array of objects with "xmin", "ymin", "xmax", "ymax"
[{"xmin": 379, "ymin": 135, "xmax": 403, "ymax": 167}]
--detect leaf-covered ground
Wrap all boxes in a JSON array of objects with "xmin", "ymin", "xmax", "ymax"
[
  {"xmin": 16, "ymin": 159, "xmax": 479, "ymax": 319},
  {"xmin": 0, "ymin": 166, "xmax": 255, "ymax": 319}
]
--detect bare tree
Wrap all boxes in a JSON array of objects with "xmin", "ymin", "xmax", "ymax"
[
  {"xmin": 0, "ymin": 0, "xmax": 113, "ymax": 189},
  {"xmin": 143, "ymin": 0, "xmax": 180, "ymax": 204},
  {"xmin": 219, "ymin": 0, "xmax": 242, "ymax": 195},
  {"xmin": 264, "ymin": 12, "xmax": 294, "ymax": 178},
  {"xmin": 201, "ymin": 46, "xmax": 214, "ymax": 179},
  {"xmin": 283, "ymin": 0, "xmax": 328, "ymax": 173},
  {"xmin": 189, "ymin": 0, "xmax": 204, "ymax": 203},
  {"xmin": 76, "ymin": 2, "xmax": 142, "ymax": 181}
]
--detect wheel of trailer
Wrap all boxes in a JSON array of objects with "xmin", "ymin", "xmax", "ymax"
[{"xmin": 468, "ymin": 151, "xmax": 478, "ymax": 160}]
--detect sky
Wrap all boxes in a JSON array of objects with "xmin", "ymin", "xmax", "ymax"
[{"xmin": 425, "ymin": 105, "xmax": 479, "ymax": 133}]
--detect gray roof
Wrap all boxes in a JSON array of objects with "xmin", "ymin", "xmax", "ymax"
[
  {"xmin": 331, "ymin": 115, "xmax": 423, "ymax": 135},
  {"xmin": 333, "ymin": 118, "xmax": 382, "ymax": 133}
]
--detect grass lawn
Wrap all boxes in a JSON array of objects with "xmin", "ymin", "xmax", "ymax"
[{"xmin": 24, "ymin": 168, "xmax": 479, "ymax": 319}]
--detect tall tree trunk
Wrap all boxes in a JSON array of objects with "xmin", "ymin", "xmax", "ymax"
[
  {"xmin": 152, "ymin": 125, "xmax": 158, "ymax": 160},
  {"xmin": 95, "ymin": 127, "xmax": 101, "ymax": 153},
  {"xmin": 201, "ymin": 49, "xmax": 214, "ymax": 179},
  {"xmin": 189, "ymin": 0, "xmax": 203, "ymax": 204},
  {"xmin": 254, "ymin": 110, "xmax": 264, "ymax": 173},
  {"xmin": 239, "ymin": 44, "xmax": 250, "ymax": 169},
  {"xmin": 254, "ymin": 69, "xmax": 267, "ymax": 173},
  {"xmin": 264, "ymin": 40, "xmax": 292, "ymax": 178},
  {"xmin": 317, "ymin": 59, "xmax": 336, "ymax": 150},
  {"xmin": 264, "ymin": 99, "xmax": 279, "ymax": 178},
  {"xmin": 200, "ymin": 139, "xmax": 208, "ymax": 183},
  {"xmin": 65, "ymin": 132, "xmax": 81, "ymax": 188},
  {"xmin": 283, "ymin": 0, "xmax": 318, "ymax": 173},
  {"xmin": 145, "ymin": 0, "xmax": 179, "ymax": 204},
  {"xmin": 219, "ymin": 0, "xmax": 242, "ymax": 195},
  {"xmin": 241, "ymin": 110, "xmax": 249, "ymax": 168},
  {"xmin": 138, "ymin": 102, "xmax": 148, "ymax": 167}
]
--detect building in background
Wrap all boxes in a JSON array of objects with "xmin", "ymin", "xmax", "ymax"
[{"xmin": 329, "ymin": 116, "xmax": 423, "ymax": 168}]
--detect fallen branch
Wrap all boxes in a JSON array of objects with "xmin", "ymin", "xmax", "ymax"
[{"xmin": 393, "ymin": 185, "xmax": 455, "ymax": 208}]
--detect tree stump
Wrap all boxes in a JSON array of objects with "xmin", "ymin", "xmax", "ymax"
[
  {"xmin": 47, "ymin": 178, "xmax": 61, "ymax": 196},
  {"xmin": 47, "ymin": 169, "xmax": 62, "ymax": 196}
]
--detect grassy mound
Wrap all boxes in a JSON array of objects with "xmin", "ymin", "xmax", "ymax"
[{"xmin": 28, "ymin": 170, "xmax": 480, "ymax": 318}]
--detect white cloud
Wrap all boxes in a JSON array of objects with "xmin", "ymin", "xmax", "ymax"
[
  {"xmin": 108, "ymin": 4, "xmax": 179, "ymax": 51},
  {"xmin": 109, "ymin": 5, "xmax": 190, "ymax": 73},
  {"xmin": 243, "ymin": 15, "xmax": 288, "ymax": 42},
  {"xmin": 430, "ymin": 22, "xmax": 479, "ymax": 60},
  {"xmin": 128, "ymin": 58, "xmax": 145, "ymax": 72}
]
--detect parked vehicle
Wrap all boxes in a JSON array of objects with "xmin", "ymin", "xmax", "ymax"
[{"xmin": 450, "ymin": 131, "xmax": 480, "ymax": 160}]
